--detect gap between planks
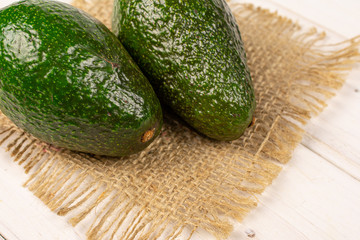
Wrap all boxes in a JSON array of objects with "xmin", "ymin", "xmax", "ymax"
[{"xmin": 300, "ymin": 133, "xmax": 360, "ymax": 182}]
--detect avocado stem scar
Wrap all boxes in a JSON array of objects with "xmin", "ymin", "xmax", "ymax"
[
  {"xmin": 141, "ymin": 128, "xmax": 155, "ymax": 143},
  {"xmin": 248, "ymin": 116, "xmax": 255, "ymax": 127}
]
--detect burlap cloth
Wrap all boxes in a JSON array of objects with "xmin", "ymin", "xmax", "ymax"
[{"xmin": 1, "ymin": 0, "xmax": 359, "ymax": 239}]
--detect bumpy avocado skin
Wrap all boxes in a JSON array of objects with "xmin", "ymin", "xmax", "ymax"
[
  {"xmin": 0, "ymin": 0, "xmax": 162, "ymax": 157},
  {"xmin": 112, "ymin": 0, "xmax": 256, "ymax": 141}
]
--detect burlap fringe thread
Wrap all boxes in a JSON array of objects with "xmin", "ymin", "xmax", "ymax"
[{"xmin": 0, "ymin": 1, "xmax": 359, "ymax": 240}]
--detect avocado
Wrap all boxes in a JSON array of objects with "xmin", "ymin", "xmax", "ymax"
[
  {"xmin": 0, "ymin": 0, "xmax": 162, "ymax": 157},
  {"xmin": 113, "ymin": 0, "xmax": 256, "ymax": 141}
]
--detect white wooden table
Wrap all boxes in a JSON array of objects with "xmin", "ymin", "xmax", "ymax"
[{"xmin": 0, "ymin": 0, "xmax": 359, "ymax": 239}]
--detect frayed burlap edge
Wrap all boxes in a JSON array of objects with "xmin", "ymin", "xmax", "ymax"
[{"xmin": 0, "ymin": 1, "xmax": 359, "ymax": 240}]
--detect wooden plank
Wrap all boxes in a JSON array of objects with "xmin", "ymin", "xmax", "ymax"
[
  {"xmin": 231, "ymin": 144, "xmax": 360, "ymax": 240},
  {"xmin": 0, "ymin": 149, "xmax": 84, "ymax": 240},
  {"xmin": 266, "ymin": 0, "xmax": 360, "ymax": 39},
  {"xmin": 243, "ymin": 0, "xmax": 360, "ymax": 39},
  {"xmin": 301, "ymin": 66, "xmax": 360, "ymax": 180}
]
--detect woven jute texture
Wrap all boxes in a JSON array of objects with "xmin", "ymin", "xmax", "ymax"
[{"xmin": 1, "ymin": 0, "xmax": 359, "ymax": 239}]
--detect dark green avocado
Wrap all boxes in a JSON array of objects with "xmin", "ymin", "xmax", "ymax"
[
  {"xmin": 0, "ymin": 0, "xmax": 162, "ymax": 157},
  {"xmin": 113, "ymin": 0, "xmax": 256, "ymax": 141}
]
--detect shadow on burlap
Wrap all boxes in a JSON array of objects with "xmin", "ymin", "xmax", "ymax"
[{"xmin": 0, "ymin": 0, "xmax": 359, "ymax": 239}]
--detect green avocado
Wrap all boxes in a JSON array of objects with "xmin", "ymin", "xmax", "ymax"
[
  {"xmin": 113, "ymin": 0, "xmax": 256, "ymax": 141},
  {"xmin": 0, "ymin": 0, "xmax": 162, "ymax": 157}
]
